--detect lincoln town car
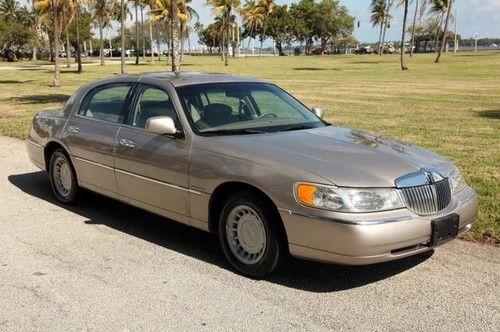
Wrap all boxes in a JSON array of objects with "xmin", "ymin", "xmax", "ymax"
[{"xmin": 26, "ymin": 72, "xmax": 479, "ymax": 278}]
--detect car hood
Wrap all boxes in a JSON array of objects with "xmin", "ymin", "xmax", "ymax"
[{"xmin": 202, "ymin": 126, "xmax": 453, "ymax": 187}]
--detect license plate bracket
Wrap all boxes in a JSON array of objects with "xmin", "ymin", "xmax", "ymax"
[{"xmin": 430, "ymin": 214, "xmax": 459, "ymax": 246}]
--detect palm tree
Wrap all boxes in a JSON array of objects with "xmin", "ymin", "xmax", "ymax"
[
  {"xmin": 35, "ymin": 0, "xmax": 75, "ymax": 86},
  {"xmin": 242, "ymin": 0, "xmax": 263, "ymax": 56},
  {"xmin": 178, "ymin": 0, "xmax": 198, "ymax": 61},
  {"xmin": 132, "ymin": 0, "xmax": 140, "ymax": 64},
  {"xmin": 120, "ymin": 0, "xmax": 126, "ymax": 72},
  {"xmin": 380, "ymin": 0, "xmax": 393, "ymax": 55},
  {"xmin": 144, "ymin": 0, "xmax": 156, "ymax": 63},
  {"xmin": 257, "ymin": 0, "xmax": 272, "ymax": 57},
  {"xmin": 400, "ymin": 0, "xmax": 409, "ymax": 70},
  {"xmin": 206, "ymin": 0, "xmax": 241, "ymax": 66},
  {"xmin": 152, "ymin": 0, "xmax": 181, "ymax": 72},
  {"xmin": 409, "ymin": 0, "xmax": 418, "ymax": 57},
  {"xmin": 435, "ymin": 0, "xmax": 452, "ymax": 63},
  {"xmin": 92, "ymin": 0, "xmax": 114, "ymax": 66},
  {"xmin": 370, "ymin": 0, "xmax": 386, "ymax": 54},
  {"xmin": 429, "ymin": 0, "xmax": 447, "ymax": 51}
]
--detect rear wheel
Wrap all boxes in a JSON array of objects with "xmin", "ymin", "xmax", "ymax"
[
  {"xmin": 49, "ymin": 149, "xmax": 78, "ymax": 203},
  {"xmin": 219, "ymin": 192, "xmax": 282, "ymax": 279}
]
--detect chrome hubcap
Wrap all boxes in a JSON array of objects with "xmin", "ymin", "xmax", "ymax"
[
  {"xmin": 226, "ymin": 205, "xmax": 267, "ymax": 265},
  {"xmin": 53, "ymin": 156, "xmax": 72, "ymax": 197}
]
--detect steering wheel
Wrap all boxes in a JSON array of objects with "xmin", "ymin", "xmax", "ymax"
[{"xmin": 256, "ymin": 113, "xmax": 278, "ymax": 120}]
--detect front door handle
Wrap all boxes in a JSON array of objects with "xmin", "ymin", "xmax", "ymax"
[
  {"xmin": 119, "ymin": 138, "xmax": 136, "ymax": 148},
  {"xmin": 67, "ymin": 126, "xmax": 80, "ymax": 134}
]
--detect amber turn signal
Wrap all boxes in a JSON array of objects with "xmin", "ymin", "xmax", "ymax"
[{"xmin": 296, "ymin": 184, "xmax": 318, "ymax": 206}]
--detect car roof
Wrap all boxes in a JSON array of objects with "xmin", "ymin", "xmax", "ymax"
[{"xmin": 142, "ymin": 71, "xmax": 265, "ymax": 87}]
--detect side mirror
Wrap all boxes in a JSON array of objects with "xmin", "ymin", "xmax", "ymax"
[
  {"xmin": 311, "ymin": 107, "xmax": 325, "ymax": 119},
  {"xmin": 145, "ymin": 116, "xmax": 179, "ymax": 136}
]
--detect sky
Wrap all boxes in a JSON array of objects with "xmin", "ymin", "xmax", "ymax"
[{"xmin": 189, "ymin": 0, "xmax": 500, "ymax": 44}]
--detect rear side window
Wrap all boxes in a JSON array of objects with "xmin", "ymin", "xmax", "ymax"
[{"xmin": 78, "ymin": 83, "xmax": 133, "ymax": 123}]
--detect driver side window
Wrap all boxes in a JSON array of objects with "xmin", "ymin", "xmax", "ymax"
[{"xmin": 130, "ymin": 85, "xmax": 179, "ymax": 129}]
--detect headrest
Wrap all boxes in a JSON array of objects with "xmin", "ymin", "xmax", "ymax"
[{"xmin": 203, "ymin": 103, "xmax": 232, "ymax": 117}]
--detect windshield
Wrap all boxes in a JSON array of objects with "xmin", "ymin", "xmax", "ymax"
[{"xmin": 176, "ymin": 83, "xmax": 325, "ymax": 135}]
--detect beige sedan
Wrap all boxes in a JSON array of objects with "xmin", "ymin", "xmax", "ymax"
[{"xmin": 26, "ymin": 72, "xmax": 479, "ymax": 278}]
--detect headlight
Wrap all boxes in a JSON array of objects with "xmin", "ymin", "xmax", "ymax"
[
  {"xmin": 295, "ymin": 183, "xmax": 404, "ymax": 213},
  {"xmin": 449, "ymin": 168, "xmax": 467, "ymax": 194}
]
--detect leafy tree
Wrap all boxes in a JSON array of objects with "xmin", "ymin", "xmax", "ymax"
[
  {"xmin": 0, "ymin": 1, "xmax": 37, "ymax": 61},
  {"xmin": 197, "ymin": 21, "xmax": 222, "ymax": 52}
]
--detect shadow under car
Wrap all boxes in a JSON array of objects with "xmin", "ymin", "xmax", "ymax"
[{"xmin": 8, "ymin": 171, "xmax": 433, "ymax": 292}]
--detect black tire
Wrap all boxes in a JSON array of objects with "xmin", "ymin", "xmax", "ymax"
[
  {"xmin": 48, "ymin": 149, "xmax": 79, "ymax": 204},
  {"xmin": 219, "ymin": 192, "xmax": 283, "ymax": 279}
]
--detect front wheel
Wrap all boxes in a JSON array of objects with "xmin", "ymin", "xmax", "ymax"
[
  {"xmin": 49, "ymin": 149, "xmax": 78, "ymax": 204},
  {"xmin": 219, "ymin": 192, "xmax": 283, "ymax": 279}
]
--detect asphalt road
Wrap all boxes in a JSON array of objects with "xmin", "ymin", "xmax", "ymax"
[{"xmin": 0, "ymin": 136, "xmax": 499, "ymax": 331}]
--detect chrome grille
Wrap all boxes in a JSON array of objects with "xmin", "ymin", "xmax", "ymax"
[{"xmin": 400, "ymin": 178, "xmax": 451, "ymax": 215}]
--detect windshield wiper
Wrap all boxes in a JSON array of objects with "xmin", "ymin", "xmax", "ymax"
[
  {"xmin": 281, "ymin": 125, "xmax": 316, "ymax": 132},
  {"xmin": 202, "ymin": 128, "xmax": 267, "ymax": 136}
]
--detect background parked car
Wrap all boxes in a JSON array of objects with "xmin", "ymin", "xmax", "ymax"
[{"xmin": 354, "ymin": 46, "xmax": 373, "ymax": 54}]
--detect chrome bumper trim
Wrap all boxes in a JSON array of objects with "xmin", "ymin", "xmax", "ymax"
[{"xmin": 280, "ymin": 209, "xmax": 413, "ymax": 225}]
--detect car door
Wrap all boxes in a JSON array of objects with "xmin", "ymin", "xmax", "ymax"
[
  {"xmin": 114, "ymin": 83, "xmax": 191, "ymax": 221},
  {"xmin": 64, "ymin": 82, "xmax": 135, "ymax": 193}
]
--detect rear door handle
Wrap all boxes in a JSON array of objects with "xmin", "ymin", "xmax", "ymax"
[
  {"xmin": 67, "ymin": 126, "xmax": 80, "ymax": 133},
  {"xmin": 119, "ymin": 138, "xmax": 136, "ymax": 148}
]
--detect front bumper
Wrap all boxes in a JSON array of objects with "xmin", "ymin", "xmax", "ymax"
[{"xmin": 279, "ymin": 186, "xmax": 479, "ymax": 265}]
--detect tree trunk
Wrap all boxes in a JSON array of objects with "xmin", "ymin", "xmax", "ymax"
[
  {"xmin": 259, "ymin": 13, "xmax": 269, "ymax": 57},
  {"xmin": 434, "ymin": 13, "xmax": 443, "ymax": 52},
  {"xmin": 400, "ymin": 0, "xmax": 409, "ymax": 70},
  {"xmin": 108, "ymin": 26, "xmax": 112, "ymax": 51},
  {"xmin": 380, "ymin": 15, "xmax": 388, "ymax": 55},
  {"xmin": 435, "ymin": 0, "xmax": 453, "ymax": 63},
  {"xmin": 99, "ymin": 14, "xmax": 105, "ymax": 65},
  {"xmin": 225, "ymin": 22, "xmax": 230, "ymax": 66},
  {"xmin": 76, "ymin": 4, "xmax": 82, "ymax": 73},
  {"xmin": 410, "ymin": 0, "xmax": 418, "ymax": 57},
  {"xmin": 64, "ymin": 11, "xmax": 71, "ymax": 68},
  {"xmin": 141, "ymin": 6, "xmax": 145, "ymax": 61},
  {"xmin": 170, "ymin": 0, "xmax": 180, "ymax": 72},
  {"xmin": 377, "ymin": 22, "xmax": 383, "ymax": 54},
  {"xmin": 149, "ymin": 17, "xmax": 154, "ymax": 64},
  {"xmin": 52, "ymin": 3, "xmax": 61, "ymax": 87},
  {"xmin": 135, "ymin": 3, "xmax": 139, "ymax": 65},
  {"xmin": 276, "ymin": 40, "xmax": 284, "ymax": 56},
  {"xmin": 246, "ymin": 27, "xmax": 254, "ymax": 57},
  {"xmin": 120, "ymin": 0, "xmax": 126, "ymax": 74},
  {"xmin": 180, "ymin": 21, "xmax": 184, "ymax": 62},
  {"xmin": 156, "ymin": 26, "xmax": 161, "ymax": 61}
]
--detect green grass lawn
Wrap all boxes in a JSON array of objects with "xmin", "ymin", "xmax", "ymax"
[{"xmin": 0, "ymin": 52, "xmax": 498, "ymax": 244}]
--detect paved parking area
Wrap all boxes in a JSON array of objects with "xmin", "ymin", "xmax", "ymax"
[{"xmin": 0, "ymin": 136, "xmax": 499, "ymax": 330}]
